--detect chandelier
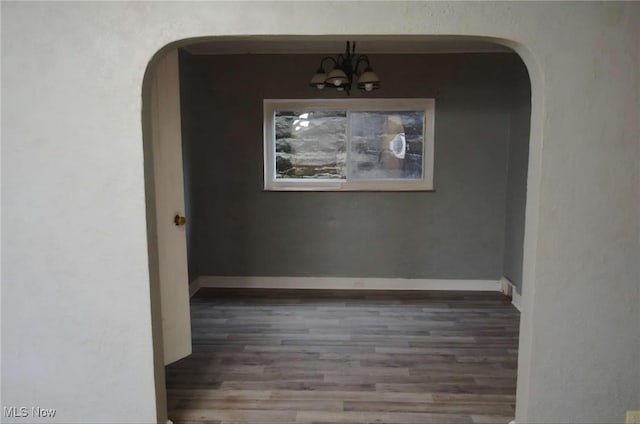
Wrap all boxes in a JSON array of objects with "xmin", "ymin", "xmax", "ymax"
[{"xmin": 309, "ymin": 41, "xmax": 381, "ymax": 95}]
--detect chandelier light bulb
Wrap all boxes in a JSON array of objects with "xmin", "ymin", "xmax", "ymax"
[
  {"xmin": 365, "ymin": 83, "xmax": 374, "ymax": 92},
  {"xmin": 333, "ymin": 80, "xmax": 341, "ymax": 87},
  {"xmin": 316, "ymin": 84, "xmax": 325, "ymax": 90}
]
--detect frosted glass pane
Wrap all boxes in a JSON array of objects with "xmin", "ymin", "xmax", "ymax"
[
  {"xmin": 349, "ymin": 111, "xmax": 424, "ymax": 180},
  {"xmin": 275, "ymin": 111, "xmax": 347, "ymax": 179}
]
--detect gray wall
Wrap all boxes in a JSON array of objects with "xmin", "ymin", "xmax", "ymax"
[
  {"xmin": 179, "ymin": 52, "xmax": 530, "ymax": 282},
  {"xmin": 503, "ymin": 62, "xmax": 532, "ymax": 292}
]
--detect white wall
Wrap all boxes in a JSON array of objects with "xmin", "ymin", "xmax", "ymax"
[{"xmin": 1, "ymin": 2, "xmax": 638, "ymax": 423}]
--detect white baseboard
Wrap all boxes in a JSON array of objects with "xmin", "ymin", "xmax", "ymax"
[
  {"xmin": 188, "ymin": 279, "xmax": 201, "ymax": 298},
  {"xmin": 194, "ymin": 275, "xmax": 502, "ymax": 292},
  {"xmin": 511, "ymin": 289, "xmax": 522, "ymax": 311},
  {"xmin": 500, "ymin": 276, "xmax": 521, "ymax": 311}
]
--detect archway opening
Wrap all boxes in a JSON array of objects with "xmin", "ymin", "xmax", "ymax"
[{"xmin": 142, "ymin": 35, "xmax": 540, "ymax": 424}]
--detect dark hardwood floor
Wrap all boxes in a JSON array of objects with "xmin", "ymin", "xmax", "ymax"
[{"xmin": 166, "ymin": 288, "xmax": 520, "ymax": 424}]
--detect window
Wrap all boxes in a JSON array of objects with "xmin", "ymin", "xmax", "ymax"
[{"xmin": 263, "ymin": 99, "xmax": 435, "ymax": 191}]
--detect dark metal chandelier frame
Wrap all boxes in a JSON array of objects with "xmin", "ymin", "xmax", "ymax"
[{"xmin": 309, "ymin": 41, "xmax": 381, "ymax": 95}]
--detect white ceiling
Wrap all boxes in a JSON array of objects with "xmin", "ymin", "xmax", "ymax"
[{"xmin": 183, "ymin": 36, "xmax": 512, "ymax": 55}]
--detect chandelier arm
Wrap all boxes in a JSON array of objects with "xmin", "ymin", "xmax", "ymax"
[
  {"xmin": 345, "ymin": 41, "xmax": 352, "ymax": 58},
  {"xmin": 335, "ymin": 54, "xmax": 347, "ymax": 68},
  {"xmin": 318, "ymin": 56, "xmax": 337, "ymax": 72},
  {"xmin": 354, "ymin": 55, "xmax": 371, "ymax": 75}
]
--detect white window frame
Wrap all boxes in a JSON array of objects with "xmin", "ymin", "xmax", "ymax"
[{"xmin": 263, "ymin": 98, "xmax": 435, "ymax": 191}]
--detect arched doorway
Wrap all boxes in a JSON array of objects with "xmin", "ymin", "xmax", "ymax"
[{"xmin": 141, "ymin": 35, "xmax": 541, "ymax": 423}]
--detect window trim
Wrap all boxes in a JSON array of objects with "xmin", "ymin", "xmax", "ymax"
[{"xmin": 263, "ymin": 98, "xmax": 435, "ymax": 191}]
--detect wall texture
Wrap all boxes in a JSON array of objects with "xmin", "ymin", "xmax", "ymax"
[
  {"xmin": 503, "ymin": 60, "xmax": 532, "ymax": 291},
  {"xmin": 180, "ymin": 52, "xmax": 528, "ymax": 282},
  {"xmin": 2, "ymin": 2, "xmax": 638, "ymax": 424}
]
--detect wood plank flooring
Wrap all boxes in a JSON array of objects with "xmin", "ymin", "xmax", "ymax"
[{"xmin": 166, "ymin": 289, "xmax": 519, "ymax": 424}]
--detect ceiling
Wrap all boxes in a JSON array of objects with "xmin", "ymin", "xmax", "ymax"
[{"xmin": 182, "ymin": 36, "xmax": 513, "ymax": 55}]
